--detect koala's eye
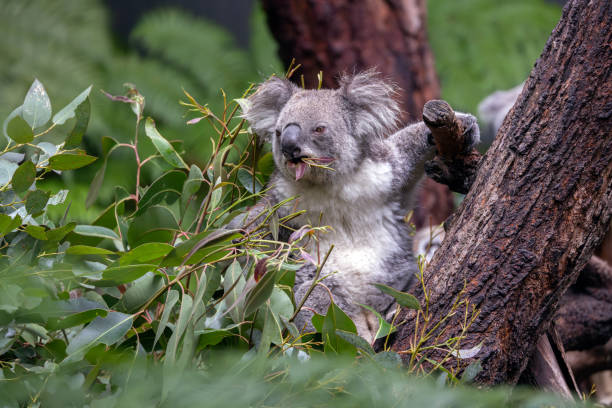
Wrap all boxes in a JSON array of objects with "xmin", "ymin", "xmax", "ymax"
[
  {"xmin": 275, "ymin": 129, "xmax": 281, "ymax": 138},
  {"xmin": 314, "ymin": 126, "xmax": 326, "ymax": 134}
]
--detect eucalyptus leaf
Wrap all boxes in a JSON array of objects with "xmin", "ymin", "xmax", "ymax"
[
  {"xmin": 335, "ymin": 330, "xmax": 375, "ymax": 355},
  {"xmin": 64, "ymin": 312, "xmax": 133, "ymax": 362},
  {"xmin": 73, "ymin": 225, "xmax": 120, "ymax": 240},
  {"xmin": 243, "ymin": 269, "xmax": 277, "ymax": 318},
  {"xmin": 2, "ymin": 106, "xmax": 22, "ymax": 141},
  {"xmin": 0, "ymin": 159, "xmax": 19, "ymax": 186},
  {"xmin": 52, "ymin": 86, "xmax": 92, "ymax": 125},
  {"xmin": 153, "ymin": 290, "xmax": 179, "ymax": 349},
  {"xmin": 94, "ymin": 264, "xmax": 156, "ymax": 286},
  {"xmin": 49, "ymin": 153, "xmax": 97, "ymax": 171},
  {"xmin": 372, "ymin": 283, "xmax": 421, "ymax": 310},
  {"xmin": 25, "ymin": 189, "xmax": 50, "ymax": 215},
  {"xmin": 66, "ymin": 245, "xmax": 115, "ymax": 256},
  {"xmin": 11, "ymin": 160, "xmax": 35, "ymax": 194},
  {"xmin": 6, "ymin": 115, "xmax": 33, "ymax": 143},
  {"xmin": 144, "ymin": 118, "xmax": 188, "ymax": 169},
  {"xmin": 22, "ymin": 79, "xmax": 52, "ymax": 129},
  {"xmin": 65, "ymin": 97, "xmax": 90, "ymax": 148}
]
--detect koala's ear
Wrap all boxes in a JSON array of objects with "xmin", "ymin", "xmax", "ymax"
[
  {"xmin": 244, "ymin": 76, "xmax": 298, "ymax": 141},
  {"xmin": 339, "ymin": 70, "xmax": 401, "ymax": 139}
]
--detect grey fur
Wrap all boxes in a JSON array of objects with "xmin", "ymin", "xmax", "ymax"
[{"xmin": 244, "ymin": 71, "xmax": 480, "ymax": 341}]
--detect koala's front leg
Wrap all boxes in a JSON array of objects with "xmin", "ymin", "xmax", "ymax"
[
  {"xmin": 421, "ymin": 100, "xmax": 482, "ymax": 194},
  {"xmin": 387, "ymin": 108, "xmax": 480, "ymax": 191}
]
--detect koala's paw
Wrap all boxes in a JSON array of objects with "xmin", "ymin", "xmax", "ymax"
[{"xmin": 456, "ymin": 113, "xmax": 480, "ymax": 151}]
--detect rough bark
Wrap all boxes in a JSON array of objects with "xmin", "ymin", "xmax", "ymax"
[
  {"xmin": 390, "ymin": 0, "xmax": 612, "ymax": 385},
  {"xmin": 261, "ymin": 0, "xmax": 452, "ymax": 228}
]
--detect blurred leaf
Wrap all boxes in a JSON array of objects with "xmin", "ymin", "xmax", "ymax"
[
  {"xmin": 0, "ymin": 214, "xmax": 21, "ymax": 238},
  {"xmin": 74, "ymin": 225, "xmax": 120, "ymax": 240},
  {"xmin": 25, "ymin": 189, "xmax": 50, "ymax": 215},
  {"xmin": 49, "ymin": 308, "xmax": 108, "ymax": 331},
  {"xmin": 66, "ymin": 245, "xmax": 115, "ymax": 256},
  {"xmin": 243, "ymin": 269, "xmax": 277, "ymax": 317},
  {"xmin": 119, "ymin": 242, "xmax": 173, "ymax": 266},
  {"xmin": 165, "ymin": 292, "xmax": 193, "ymax": 365},
  {"xmin": 461, "ymin": 360, "xmax": 483, "ymax": 383},
  {"xmin": 2, "ymin": 106, "xmax": 23, "ymax": 141},
  {"xmin": 153, "ymin": 289, "xmax": 179, "ymax": 349},
  {"xmin": 372, "ymin": 283, "xmax": 421, "ymax": 310},
  {"xmin": 25, "ymin": 225, "xmax": 47, "ymax": 240},
  {"xmin": 52, "ymin": 85, "xmax": 92, "ymax": 125},
  {"xmin": 373, "ymin": 351, "xmax": 403, "ymax": 369},
  {"xmin": 22, "ymin": 79, "xmax": 52, "ymax": 129},
  {"xmin": 46, "ymin": 222, "xmax": 76, "ymax": 241},
  {"xmin": 11, "ymin": 160, "xmax": 35, "ymax": 194},
  {"xmin": 127, "ymin": 206, "xmax": 178, "ymax": 247},
  {"xmin": 237, "ymin": 168, "xmax": 262, "ymax": 194},
  {"xmin": 335, "ymin": 330, "xmax": 375, "ymax": 355},
  {"xmin": 0, "ymin": 158, "xmax": 19, "ymax": 186},
  {"xmin": 196, "ymin": 328, "xmax": 234, "ymax": 349},
  {"xmin": 357, "ymin": 304, "xmax": 396, "ymax": 340},
  {"xmin": 144, "ymin": 117, "xmax": 188, "ymax": 169},
  {"xmin": 115, "ymin": 273, "xmax": 164, "ymax": 313},
  {"xmin": 94, "ymin": 264, "xmax": 156, "ymax": 286},
  {"xmin": 64, "ymin": 311, "xmax": 133, "ymax": 361},
  {"xmin": 135, "ymin": 170, "xmax": 186, "ymax": 216},
  {"xmin": 6, "ymin": 115, "xmax": 33, "ymax": 143},
  {"xmin": 49, "ymin": 152, "xmax": 97, "ymax": 170},
  {"xmin": 181, "ymin": 164, "xmax": 204, "ymax": 210},
  {"xmin": 64, "ymin": 96, "xmax": 91, "ymax": 147}
]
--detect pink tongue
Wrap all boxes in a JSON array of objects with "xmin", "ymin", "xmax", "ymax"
[{"xmin": 295, "ymin": 162, "xmax": 307, "ymax": 181}]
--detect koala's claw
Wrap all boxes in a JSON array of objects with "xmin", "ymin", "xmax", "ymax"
[{"xmin": 457, "ymin": 114, "xmax": 480, "ymax": 151}]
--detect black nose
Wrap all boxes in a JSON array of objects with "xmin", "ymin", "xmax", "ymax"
[{"xmin": 281, "ymin": 124, "xmax": 302, "ymax": 161}]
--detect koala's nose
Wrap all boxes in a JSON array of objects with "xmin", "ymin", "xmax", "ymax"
[{"xmin": 281, "ymin": 124, "xmax": 302, "ymax": 161}]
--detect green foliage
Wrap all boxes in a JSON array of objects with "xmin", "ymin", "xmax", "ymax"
[
  {"xmin": 0, "ymin": 0, "xmax": 281, "ymax": 222},
  {"xmin": 428, "ymin": 0, "xmax": 562, "ymax": 113},
  {"xmin": 0, "ymin": 80, "xmax": 593, "ymax": 407}
]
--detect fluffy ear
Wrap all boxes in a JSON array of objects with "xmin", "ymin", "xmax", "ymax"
[
  {"xmin": 339, "ymin": 70, "xmax": 401, "ymax": 139},
  {"xmin": 244, "ymin": 76, "xmax": 298, "ymax": 141}
]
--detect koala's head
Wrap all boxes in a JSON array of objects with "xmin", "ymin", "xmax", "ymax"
[{"xmin": 244, "ymin": 71, "xmax": 400, "ymax": 184}]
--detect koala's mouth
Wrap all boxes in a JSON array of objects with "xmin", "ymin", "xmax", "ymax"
[
  {"xmin": 286, "ymin": 156, "xmax": 335, "ymax": 181},
  {"xmin": 287, "ymin": 157, "xmax": 309, "ymax": 181}
]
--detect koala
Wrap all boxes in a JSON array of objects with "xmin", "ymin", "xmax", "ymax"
[{"xmin": 243, "ymin": 70, "xmax": 479, "ymax": 342}]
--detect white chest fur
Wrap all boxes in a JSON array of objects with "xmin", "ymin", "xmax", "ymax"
[{"xmin": 275, "ymin": 159, "xmax": 401, "ymax": 289}]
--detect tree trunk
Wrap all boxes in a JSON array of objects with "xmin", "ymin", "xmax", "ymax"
[
  {"xmin": 261, "ymin": 0, "xmax": 452, "ymax": 228},
  {"xmin": 390, "ymin": 0, "xmax": 611, "ymax": 385}
]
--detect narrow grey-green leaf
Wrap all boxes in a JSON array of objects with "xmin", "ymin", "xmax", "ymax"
[
  {"xmin": 153, "ymin": 290, "xmax": 179, "ymax": 348},
  {"xmin": 64, "ymin": 97, "xmax": 90, "ymax": 148},
  {"xmin": 11, "ymin": 160, "xmax": 35, "ymax": 194},
  {"xmin": 372, "ymin": 283, "xmax": 421, "ymax": 310},
  {"xmin": 66, "ymin": 245, "xmax": 116, "ymax": 256},
  {"xmin": 335, "ymin": 330, "xmax": 375, "ymax": 355},
  {"xmin": 373, "ymin": 350, "xmax": 402, "ymax": 368},
  {"xmin": 64, "ymin": 312, "xmax": 133, "ymax": 361},
  {"xmin": 52, "ymin": 86, "xmax": 92, "ymax": 125},
  {"xmin": 6, "ymin": 115, "xmax": 33, "ymax": 143},
  {"xmin": 73, "ymin": 225, "xmax": 120, "ymax": 240},
  {"xmin": 243, "ymin": 269, "xmax": 277, "ymax": 318},
  {"xmin": 85, "ymin": 162, "xmax": 106, "ymax": 208},
  {"xmin": 144, "ymin": 117, "xmax": 187, "ymax": 169},
  {"xmin": 22, "ymin": 79, "xmax": 51, "ymax": 129}
]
